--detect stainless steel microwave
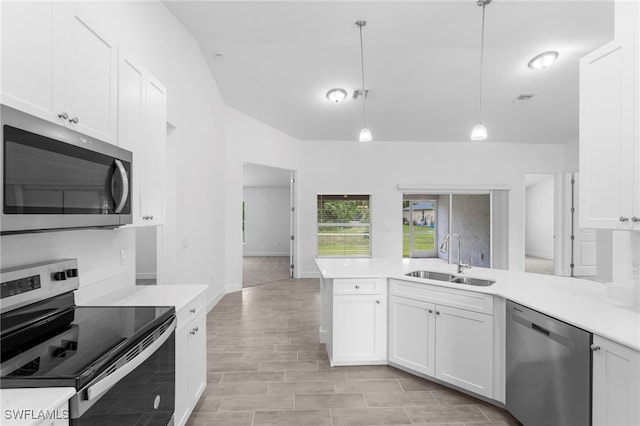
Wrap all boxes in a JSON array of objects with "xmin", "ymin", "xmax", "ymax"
[{"xmin": 1, "ymin": 105, "xmax": 132, "ymax": 235}]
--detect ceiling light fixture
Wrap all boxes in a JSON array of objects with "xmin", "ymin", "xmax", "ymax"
[
  {"xmin": 528, "ymin": 51, "xmax": 559, "ymax": 69},
  {"xmin": 356, "ymin": 20, "xmax": 372, "ymax": 142},
  {"xmin": 326, "ymin": 88, "xmax": 348, "ymax": 103},
  {"xmin": 471, "ymin": 0, "xmax": 491, "ymax": 141}
]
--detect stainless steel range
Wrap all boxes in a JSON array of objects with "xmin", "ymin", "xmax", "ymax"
[{"xmin": 0, "ymin": 259, "xmax": 176, "ymax": 425}]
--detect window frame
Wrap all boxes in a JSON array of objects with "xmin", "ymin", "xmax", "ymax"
[{"xmin": 316, "ymin": 194, "xmax": 372, "ymax": 258}]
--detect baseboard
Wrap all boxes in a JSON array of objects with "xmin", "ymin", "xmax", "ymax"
[
  {"xmin": 136, "ymin": 272, "xmax": 157, "ymax": 280},
  {"xmin": 525, "ymin": 252, "xmax": 553, "ymax": 260},
  {"xmin": 243, "ymin": 252, "xmax": 290, "ymax": 257},
  {"xmin": 299, "ymin": 271, "xmax": 321, "ymax": 279}
]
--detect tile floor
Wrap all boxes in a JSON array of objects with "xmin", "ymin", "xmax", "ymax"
[{"xmin": 187, "ymin": 278, "xmax": 521, "ymax": 426}]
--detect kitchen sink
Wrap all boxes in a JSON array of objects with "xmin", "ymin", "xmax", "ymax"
[
  {"xmin": 405, "ymin": 270, "xmax": 495, "ymax": 287},
  {"xmin": 450, "ymin": 276, "xmax": 495, "ymax": 287},
  {"xmin": 405, "ymin": 270, "xmax": 456, "ymax": 281}
]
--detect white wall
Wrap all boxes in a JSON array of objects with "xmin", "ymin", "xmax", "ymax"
[
  {"xmin": 225, "ymin": 107, "xmax": 302, "ymax": 291},
  {"xmin": 135, "ymin": 227, "xmax": 157, "ymax": 280},
  {"xmin": 525, "ymin": 178, "xmax": 555, "ymax": 259},
  {"xmin": 223, "ymin": 108, "xmax": 568, "ymax": 286},
  {"xmin": 1, "ymin": 2, "xmax": 228, "ymax": 309},
  {"xmin": 243, "ymin": 187, "xmax": 291, "ymax": 256}
]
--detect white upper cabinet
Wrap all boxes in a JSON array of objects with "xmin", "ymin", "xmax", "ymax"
[
  {"xmin": 579, "ymin": 0, "xmax": 639, "ymax": 230},
  {"xmin": 118, "ymin": 54, "xmax": 167, "ymax": 226},
  {"xmin": 1, "ymin": 2, "xmax": 118, "ymax": 144}
]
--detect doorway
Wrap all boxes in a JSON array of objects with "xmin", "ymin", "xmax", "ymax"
[
  {"xmin": 241, "ymin": 163, "xmax": 295, "ymax": 287},
  {"xmin": 524, "ymin": 174, "xmax": 556, "ymax": 274}
]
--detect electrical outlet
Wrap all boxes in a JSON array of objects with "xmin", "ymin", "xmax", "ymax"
[
  {"xmin": 120, "ymin": 249, "xmax": 127, "ymax": 266},
  {"xmin": 632, "ymin": 259, "xmax": 639, "ymax": 280},
  {"xmin": 181, "ymin": 237, "xmax": 188, "ymax": 249}
]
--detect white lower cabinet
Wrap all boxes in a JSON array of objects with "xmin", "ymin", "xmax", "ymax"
[
  {"xmin": 331, "ymin": 279, "xmax": 387, "ymax": 365},
  {"xmin": 388, "ymin": 296, "xmax": 435, "ymax": 376},
  {"xmin": 592, "ymin": 335, "xmax": 640, "ymax": 426},
  {"xmin": 388, "ymin": 280, "xmax": 494, "ymax": 399},
  {"xmin": 175, "ymin": 295, "xmax": 207, "ymax": 426},
  {"xmin": 434, "ymin": 304, "xmax": 493, "ymax": 398}
]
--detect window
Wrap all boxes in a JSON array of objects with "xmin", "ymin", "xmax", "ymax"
[{"xmin": 317, "ymin": 194, "xmax": 371, "ymax": 257}]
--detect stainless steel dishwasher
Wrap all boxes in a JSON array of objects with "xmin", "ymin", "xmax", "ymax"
[{"xmin": 506, "ymin": 300, "xmax": 592, "ymax": 426}]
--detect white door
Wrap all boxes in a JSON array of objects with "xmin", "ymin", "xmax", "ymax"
[
  {"xmin": 388, "ymin": 295, "xmax": 435, "ymax": 376},
  {"xmin": 571, "ymin": 173, "xmax": 597, "ymax": 277},
  {"xmin": 435, "ymin": 305, "xmax": 493, "ymax": 398}
]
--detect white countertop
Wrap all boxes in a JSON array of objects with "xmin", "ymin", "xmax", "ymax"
[
  {"xmin": 316, "ymin": 258, "xmax": 640, "ymax": 351},
  {"xmin": 0, "ymin": 387, "xmax": 75, "ymax": 426},
  {"xmin": 76, "ymin": 284, "xmax": 208, "ymax": 311}
]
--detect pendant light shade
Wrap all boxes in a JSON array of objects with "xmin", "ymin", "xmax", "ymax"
[
  {"xmin": 356, "ymin": 20, "xmax": 372, "ymax": 142},
  {"xmin": 471, "ymin": 0, "xmax": 491, "ymax": 141},
  {"xmin": 470, "ymin": 123, "xmax": 487, "ymax": 141},
  {"xmin": 359, "ymin": 127, "xmax": 373, "ymax": 142}
]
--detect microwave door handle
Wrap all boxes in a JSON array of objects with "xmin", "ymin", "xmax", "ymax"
[
  {"xmin": 111, "ymin": 159, "xmax": 129, "ymax": 214},
  {"xmin": 86, "ymin": 318, "xmax": 176, "ymax": 401}
]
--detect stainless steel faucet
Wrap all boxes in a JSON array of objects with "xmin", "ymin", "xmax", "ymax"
[{"xmin": 440, "ymin": 233, "xmax": 471, "ymax": 274}]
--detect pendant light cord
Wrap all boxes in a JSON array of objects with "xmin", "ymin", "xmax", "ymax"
[
  {"xmin": 477, "ymin": 3, "xmax": 486, "ymax": 123},
  {"xmin": 358, "ymin": 21, "xmax": 367, "ymax": 127}
]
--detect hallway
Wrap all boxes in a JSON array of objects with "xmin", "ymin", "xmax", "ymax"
[{"xmin": 187, "ymin": 278, "xmax": 519, "ymax": 425}]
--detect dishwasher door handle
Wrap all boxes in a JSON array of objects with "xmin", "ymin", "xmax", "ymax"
[{"xmin": 531, "ymin": 322, "xmax": 550, "ymax": 336}]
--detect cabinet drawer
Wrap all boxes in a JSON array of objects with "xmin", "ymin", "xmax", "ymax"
[
  {"xmin": 389, "ymin": 279, "xmax": 493, "ymax": 315},
  {"xmin": 334, "ymin": 278, "xmax": 384, "ymax": 295},
  {"xmin": 177, "ymin": 293, "xmax": 206, "ymax": 332}
]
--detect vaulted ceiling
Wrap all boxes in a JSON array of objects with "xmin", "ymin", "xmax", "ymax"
[{"xmin": 165, "ymin": 0, "xmax": 614, "ymax": 143}]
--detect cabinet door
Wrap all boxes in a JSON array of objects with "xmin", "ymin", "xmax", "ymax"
[
  {"xmin": 187, "ymin": 313, "xmax": 207, "ymax": 410},
  {"xmin": 1, "ymin": 1, "xmax": 64, "ymax": 121},
  {"xmin": 118, "ymin": 56, "xmax": 145, "ymax": 224},
  {"xmin": 435, "ymin": 305, "xmax": 493, "ymax": 398},
  {"xmin": 388, "ymin": 295, "xmax": 435, "ymax": 376},
  {"xmin": 592, "ymin": 335, "xmax": 640, "ymax": 426},
  {"xmin": 64, "ymin": 4, "xmax": 118, "ymax": 143},
  {"xmin": 333, "ymin": 294, "xmax": 386, "ymax": 364},
  {"xmin": 579, "ymin": 36, "xmax": 635, "ymax": 229},
  {"xmin": 141, "ymin": 77, "xmax": 167, "ymax": 224},
  {"xmin": 175, "ymin": 328, "xmax": 190, "ymax": 426}
]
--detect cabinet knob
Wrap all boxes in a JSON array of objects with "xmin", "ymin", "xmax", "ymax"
[
  {"xmin": 590, "ymin": 344, "xmax": 601, "ymax": 352},
  {"xmin": 376, "ymin": 300, "xmax": 381, "ymax": 304},
  {"xmin": 69, "ymin": 116, "xmax": 79, "ymax": 124},
  {"xmin": 354, "ymin": 285, "xmax": 360, "ymax": 289},
  {"xmin": 428, "ymin": 309, "xmax": 433, "ymax": 314},
  {"xmin": 143, "ymin": 215, "xmax": 154, "ymax": 220},
  {"xmin": 619, "ymin": 216, "xmax": 629, "ymax": 222},
  {"xmin": 58, "ymin": 112, "xmax": 69, "ymax": 120},
  {"xmin": 436, "ymin": 311, "xmax": 441, "ymax": 315},
  {"xmin": 632, "ymin": 217, "xmax": 640, "ymax": 223},
  {"xmin": 190, "ymin": 308, "xmax": 196, "ymax": 314}
]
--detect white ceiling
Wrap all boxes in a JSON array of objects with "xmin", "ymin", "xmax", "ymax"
[{"xmin": 165, "ymin": 0, "xmax": 614, "ymax": 143}]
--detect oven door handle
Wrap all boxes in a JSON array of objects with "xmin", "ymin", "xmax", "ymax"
[
  {"xmin": 112, "ymin": 159, "xmax": 129, "ymax": 214},
  {"xmin": 86, "ymin": 318, "xmax": 176, "ymax": 401}
]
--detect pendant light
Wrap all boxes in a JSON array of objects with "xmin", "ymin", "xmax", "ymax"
[
  {"xmin": 471, "ymin": 0, "xmax": 491, "ymax": 141},
  {"xmin": 356, "ymin": 20, "xmax": 372, "ymax": 142}
]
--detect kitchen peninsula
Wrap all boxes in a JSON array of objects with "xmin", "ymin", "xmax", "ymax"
[{"xmin": 317, "ymin": 257, "xmax": 640, "ymax": 424}]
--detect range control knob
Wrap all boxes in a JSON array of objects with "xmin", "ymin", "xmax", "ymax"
[
  {"xmin": 53, "ymin": 271, "xmax": 67, "ymax": 281},
  {"xmin": 66, "ymin": 268, "xmax": 79, "ymax": 278}
]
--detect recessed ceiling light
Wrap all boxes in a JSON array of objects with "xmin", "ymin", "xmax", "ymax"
[
  {"xmin": 326, "ymin": 88, "xmax": 348, "ymax": 103},
  {"xmin": 528, "ymin": 51, "xmax": 558, "ymax": 69}
]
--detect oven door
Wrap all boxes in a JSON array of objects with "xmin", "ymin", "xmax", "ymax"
[{"xmin": 69, "ymin": 317, "xmax": 176, "ymax": 426}]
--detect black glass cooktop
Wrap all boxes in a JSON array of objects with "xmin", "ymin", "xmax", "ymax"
[{"xmin": 0, "ymin": 303, "xmax": 174, "ymax": 389}]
